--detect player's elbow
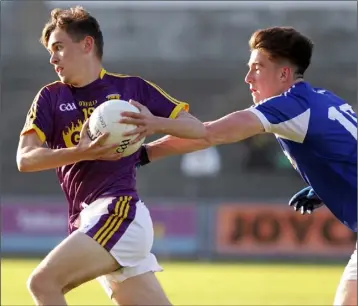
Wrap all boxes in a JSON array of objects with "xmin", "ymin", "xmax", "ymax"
[
  {"xmin": 16, "ymin": 153, "xmax": 32, "ymax": 172},
  {"xmin": 17, "ymin": 157, "xmax": 28, "ymax": 172}
]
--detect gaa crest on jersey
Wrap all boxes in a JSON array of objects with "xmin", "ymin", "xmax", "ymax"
[{"xmin": 106, "ymin": 93, "xmax": 121, "ymax": 100}]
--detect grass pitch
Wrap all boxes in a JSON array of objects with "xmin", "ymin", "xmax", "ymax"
[{"xmin": 1, "ymin": 259, "xmax": 343, "ymax": 305}]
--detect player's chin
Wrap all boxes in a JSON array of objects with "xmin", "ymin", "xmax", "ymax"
[
  {"xmin": 252, "ymin": 97, "xmax": 261, "ymax": 104},
  {"xmin": 251, "ymin": 92, "xmax": 261, "ymax": 104},
  {"xmin": 60, "ymin": 76, "xmax": 72, "ymax": 84}
]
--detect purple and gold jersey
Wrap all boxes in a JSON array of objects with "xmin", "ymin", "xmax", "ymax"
[{"xmin": 21, "ymin": 68, "xmax": 188, "ymax": 232}]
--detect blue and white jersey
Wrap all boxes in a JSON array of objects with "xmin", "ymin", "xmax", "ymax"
[{"xmin": 248, "ymin": 81, "xmax": 357, "ymax": 232}]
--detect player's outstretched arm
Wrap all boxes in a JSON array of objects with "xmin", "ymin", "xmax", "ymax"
[
  {"xmin": 17, "ymin": 121, "xmax": 121, "ymax": 172},
  {"xmin": 120, "ymin": 100, "xmax": 206, "ymax": 142},
  {"xmin": 145, "ymin": 109, "xmax": 264, "ymax": 162}
]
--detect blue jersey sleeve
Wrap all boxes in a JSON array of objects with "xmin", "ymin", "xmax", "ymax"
[{"xmin": 247, "ymin": 94, "xmax": 311, "ymax": 143}]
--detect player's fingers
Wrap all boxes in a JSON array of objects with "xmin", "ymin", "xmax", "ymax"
[
  {"xmin": 120, "ymin": 111, "xmax": 143, "ymax": 120},
  {"xmin": 128, "ymin": 99, "xmax": 144, "ymax": 110},
  {"xmin": 306, "ymin": 202, "xmax": 315, "ymax": 215},
  {"xmin": 82, "ymin": 119, "xmax": 89, "ymax": 129},
  {"xmin": 289, "ymin": 193, "xmax": 305, "ymax": 206},
  {"xmin": 119, "ymin": 117, "xmax": 143, "ymax": 126},
  {"xmin": 92, "ymin": 132, "xmax": 110, "ymax": 146},
  {"xmin": 300, "ymin": 205, "xmax": 307, "ymax": 215},
  {"xmin": 288, "ymin": 197, "xmax": 299, "ymax": 207},
  {"xmin": 80, "ymin": 119, "xmax": 90, "ymax": 137},
  {"xmin": 122, "ymin": 126, "xmax": 145, "ymax": 137},
  {"xmin": 289, "ymin": 188, "xmax": 310, "ymax": 206},
  {"xmin": 130, "ymin": 134, "xmax": 145, "ymax": 145},
  {"xmin": 294, "ymin": 198, "xmax": 308, "ymax": 211}
]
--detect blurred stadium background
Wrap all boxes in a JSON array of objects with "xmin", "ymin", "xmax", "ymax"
[{"xmin": 1, "ymin": 1, "xmax": 357, "ymax": 305}]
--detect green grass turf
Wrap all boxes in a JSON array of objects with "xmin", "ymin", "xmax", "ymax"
[{"xmin": 1, "ymin": 259, "xmax": 343, "ymax": 305}]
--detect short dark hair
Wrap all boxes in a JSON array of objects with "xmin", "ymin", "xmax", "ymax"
[
  {"xmin": 40, "ymin": 6, "xmax": 104, "ymax": 59},
  {"xmin": 249, "ymin": 26, "xmax": 314, "ymax": 77}
]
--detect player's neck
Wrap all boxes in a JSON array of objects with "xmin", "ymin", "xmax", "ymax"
[
  {"xmin": 283, "ymin": 78, "xmax": 305, "ymax": 92},
  {"xmin": 293, "ymin": 77, "xmax": 304, "ymax": 84},
  {"xmin": 71, "ymin": 63, "xmax": 104, "ymax": 88}
]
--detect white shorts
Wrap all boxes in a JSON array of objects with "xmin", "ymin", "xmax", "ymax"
[
  {"xmin": 76, "ymin": 196, "xmax": 163, "ymax": 297},
  {"xmin": 341, "ymin": 242, "xmax": 357, "ymax": 281}
]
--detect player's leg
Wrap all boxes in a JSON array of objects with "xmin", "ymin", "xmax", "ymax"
[
  {"xmin": 99, "ymin": 270, "xmax": 170, "ymax": 305},
  {"xmin": 94, "ymin": 200, "xmax": 172, "ymax": 305},
  {"xmin": 27, "ymin": 231, "xmax": 120, "ymax": 305},
  {"xmin": 333, "ymin": 244, "xmax": 357, "ymax": 306}
]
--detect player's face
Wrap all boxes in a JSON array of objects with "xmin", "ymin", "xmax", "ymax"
[
  {"xmin": 245, "ymin": 49, "xmax": 291, "ymax": 104},
  {"xmin": 47, "ymin": 28, "xmax": 90, "ymax": 86}
]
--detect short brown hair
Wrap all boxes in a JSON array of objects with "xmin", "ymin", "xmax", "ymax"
[
  {"xmin": 40, "ymin": 6, "xmax": 104, "ymax": 59},
  {"xmin": 249, "ymin": 27, "xmax": 314, "ymax": 77}
]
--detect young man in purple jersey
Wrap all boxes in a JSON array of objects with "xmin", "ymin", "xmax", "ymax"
[
  {"xmin": 16, "ymin": 6, "xmax": 205, "ymax": 306},
  {"xmin": 126, "ymin": 27, "xmax": 357, "ymax": 306}
]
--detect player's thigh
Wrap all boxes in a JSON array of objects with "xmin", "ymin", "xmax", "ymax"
[
  {"xmin": 334, "ymin": 244, "xmax": 357, "ymax": 306},
  {"xmin": 102, "ymin": 271, "xmax": 170, "ymax": 306},
  {"xmin": 31, "ymin": 230, "xmax": 120, "ymax": 289},
  {"xmin": 97, "ymin": 253, "xmax": 166, "ymax": 304}
]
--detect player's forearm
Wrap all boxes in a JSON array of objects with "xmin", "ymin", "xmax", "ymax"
[
  {"xmin": 146, "ymin": 134, "xmax": 211, "ymax": 162},
  {"xmin": 155, "ymin": 116, "xmax": 206, "ymax": 139},
  {"xmin": 17, "ymin": 146, "xmax": 85, "ymax": 172}
]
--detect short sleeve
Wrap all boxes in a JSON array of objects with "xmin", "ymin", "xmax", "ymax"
[
  {"xmin": 246, "ymin": 94, "xmax": 311, "ymax": 143},
  {"xmin": 21, "ymin": 87, "xmax": 54, "ymax": 143},
  {"xmin": 139, "ymin": 78, "xmax": 189, "ymax": 119}
]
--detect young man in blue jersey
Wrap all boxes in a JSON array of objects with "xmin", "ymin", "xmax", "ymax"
[
  {"xmin": 17, "ymin": 6, "xmax": 206, "ymax": 306},
  {"xmin": 123, "ymin": 27, "xmax": 357, "ymax": 306}
]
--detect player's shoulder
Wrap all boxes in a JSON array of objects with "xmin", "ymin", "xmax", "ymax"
[
  {"xmin": 104, "ymin": 70, "xmax": 146, "ymax": 85},
  {"xmin": 43, "ymin": 80, "xmax": 65, "ymax": 90},
  {"xmin": 33, "ymin": 80, "xmax": 63, "ymax": 101},
  {"xmin": 310, "ymin": 86, "xmax": 347, "ymax": 106},
  {"xmin": 37, "ymin": 80, "xmax": 66, "ymax": 96},
  {"xmin": 104, "ymin": 70, "xmax": 163, "ymax": 90},
  {"xmin": 252, "ymin": 82, "xmax": 313, "ymax": 124}
]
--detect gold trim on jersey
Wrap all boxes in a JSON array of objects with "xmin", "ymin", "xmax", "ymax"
[
  {"xmin": 92, "ymin": 196, "xmax": 132, "ymax": 247},
  {"xmin": 99, "ymin": 68, "xmax": 106, "ymax": 79},
  {"xmin": 105, "ymin": 71, "xmax": 189, "ymax": 111},
  {"xmin": 21, "ymin": 124, "xmax": 47, "ymax": 143}
]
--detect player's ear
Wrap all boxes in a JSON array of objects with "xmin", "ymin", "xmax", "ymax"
[
  {"xmin": 83, "ymin": 36, "xmax": 94, "ymax": 54},
  {"xmin": 280, "ymin": 67, "xmax": 290, "ymax": 82}
]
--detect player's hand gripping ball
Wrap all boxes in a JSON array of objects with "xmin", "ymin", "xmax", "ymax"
[
  {"xmin": 88, "ymin": 99, "xmax": 145, "ymax": 157},
  {"xmin": 288, "ymin": 186, "xmax": 324, "ymax": 215}
]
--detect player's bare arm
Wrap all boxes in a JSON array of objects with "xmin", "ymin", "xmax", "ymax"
[
  {"xmin": 120, "ymin": 99, "xmax": 206, "ymax": 143},
  {"xmin": 17, "ymin": 121, "xmax": 121, "ymax": 172},
  {"xmin": 145, "ymin": 109, "xmax": 264, "ymax": 162}
]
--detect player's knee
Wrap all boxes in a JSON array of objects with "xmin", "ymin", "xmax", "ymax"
[{"xmin": 27, "ymin": 269, "xmax": 61, "ymax": 296}]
